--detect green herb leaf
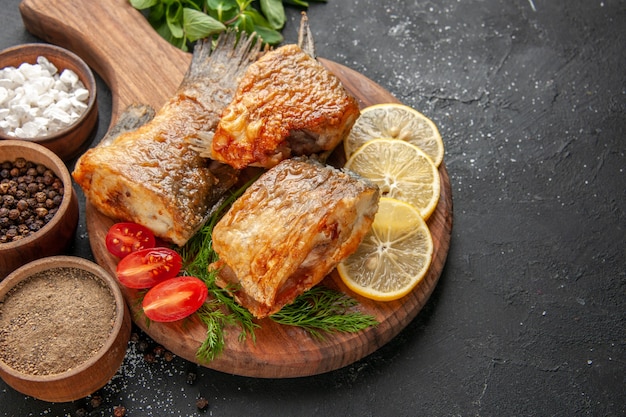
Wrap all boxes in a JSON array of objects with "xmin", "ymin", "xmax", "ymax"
[
  {"xmin": 129, "ymin": 0, "xmax": 159, "ymax": 10},
  {"xmin": 270, "ymin": 286, "xmax": 379, "ymax": 340},
  {"xmin": 260, "ymin": 0, "xmax": 286, "ymax": 30},
  {"xmin": 134, "ymin": 0, "xmax": 327, "ymax": 50},
  {"xmin": 283, "ymin": 0, "xmax": 309, "ymax": 6},
  {"xmin": 253, "ymin": 25, "xmax": 284, "ymax": 45},
  {"xmin": 179, "ymin": 176, "xmax": 259, "ymax": 363},
  {"xmin": 234, "ymin": 9, "xmax": 256, "ymax": 33},
  {"xmin": 235, "ymin": 0, "xmax": 254, "ymax": 10},
  {"xmin": 165, "ymin": 2, "xmax": 184, "ymax": 39},
  {"xmin": 207, "ymin": 0, "xmax": 237, "ymax": 10},
  {"xmin": 184, "ymin": 8, "xmax": 226, "ymax": 41},
  {"xmin": 207, "ymin": 0, "xmax": 238, "ymax": 22}
]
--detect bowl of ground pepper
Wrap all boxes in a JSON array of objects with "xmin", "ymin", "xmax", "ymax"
[
  {"xmin": 0, "ymin": 140, "xmax": 79, "ymax": 278},
  {"xmin": 0, "ymin": 256, "xmax": 131, "ymax": 402},
  {"xmin": 0, "ymin": 43, "xmax": 98, "ymax": 161}
]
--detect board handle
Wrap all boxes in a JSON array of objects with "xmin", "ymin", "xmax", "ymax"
[{"xmin": 19, "ymin": 0, "xmax": 190, "ymax": 123}]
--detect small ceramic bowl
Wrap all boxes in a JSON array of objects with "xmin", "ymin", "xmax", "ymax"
[
  {"xmin": 0, "ymin": 140, "xmax": 79, "ymax": 279},
  {"xmin": 0, "ymin": 256, "xmax": 131, "ymax": 402},
  {"xmin": 0, "ymin": 43, "xmax": 98, "ymax": 161}
]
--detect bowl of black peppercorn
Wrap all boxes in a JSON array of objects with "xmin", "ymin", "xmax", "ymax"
[{"xmin": 0, "ymin": 140, "xmax": 79, "ymax": 279}]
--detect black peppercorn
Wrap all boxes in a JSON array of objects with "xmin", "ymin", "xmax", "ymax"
[
  {"xmin": 196, "ymin": 397, "xmax": 209, "ymax": 412},
  {"xmin": 137, "ymin": 339, "xmax": 150, "ymax": 353},
  {"xmin": 113, "ymin": 405, "xmax": 127, "ymax": 417},
  {"xmin": 4, "ymin": 194, "xmax": 15, "ymax": 207},
  {"xmin": 35, "ymin": 207, "xmax": 48, "ymax": 218},
  {"xmin": 16, "ymin": 199, "xmax": 28, "ymax": 211},
  {"xmin": 14, "ymin": 158, "xmax": 26, "ymax": 169},
  {"xmin": 186, "ymin": 370, "xmax": 197, "ymax": 385},
  {"xmin": 74, "ymin": 407, "xmax": 88, "ymax": 417},
  {"xmin": 8, "ymin": 209, "xmax": 19, "ymax": 221},
  {"xmin": 89, "ymin": 395, "xmax": 102, "ymax": 409},
  {"xmin": 0, "ymin": 158, "xmax": 64, "ymax": 244}
]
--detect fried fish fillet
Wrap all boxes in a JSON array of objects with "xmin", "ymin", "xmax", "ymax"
[
  {"xmin": 192, "ymin": 17, "xmax": 360, "ymax": 169},
  {"xmin": 210, "ymin": 157, "xmax": 380, "ymax": 318},
  {"xmin": 72, "ymin": 32, "xmax": 264, "ymax": 246}
]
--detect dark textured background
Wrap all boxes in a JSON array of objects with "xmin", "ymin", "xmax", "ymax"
[{"xmin": 1, "ymin": 0, "xmax": 625, "ymax": 416}]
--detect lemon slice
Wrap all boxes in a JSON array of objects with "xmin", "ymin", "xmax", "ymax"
[
  {"xmin": 345, "ymin": 103, "xmax": 444, "ymax": 167},
  {"xmin": 337, "ymin": 197, "xmax": 433, "ymax": 301},
  {"xmin": 345, "ymin": 138, "xmax": 441, "ymax": 220}
]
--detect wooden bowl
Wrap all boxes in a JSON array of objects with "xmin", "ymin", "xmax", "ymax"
[
  {"xmin": 0, "ymin": 43, "xmax": 98, "ymax": 161},
  {"xmin": 0, "ymin": 256, "xmax": 131, "ymax": 402},
  {"xmin": 0, "ymin": 140, "xmax": 79, "ymax": 279}
]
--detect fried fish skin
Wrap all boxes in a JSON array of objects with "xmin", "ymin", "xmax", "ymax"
[
  {"xmin": 72, "ymin": 32, "xmax": 262, "ymax": 246},
  {"xmin": 206, "ymin": 44, "xmax": 361, "ymax": 169},
  {"xmin": 210, "ymin": 157, "xmax": 380, "ymax": 319}
]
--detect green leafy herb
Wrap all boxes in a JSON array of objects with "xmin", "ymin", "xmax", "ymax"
[
  {"xmin": 130, "ymin": 0, "xmax": 327, "ymax": 50},
  {"xmin": 179, "ymin": 177, "xmax": 259, "ymax": 363},
  {"xmin": 270, "ymin": 286, "xmax": 378, "ymax": 340}
]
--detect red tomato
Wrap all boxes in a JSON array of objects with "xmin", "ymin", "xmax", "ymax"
[
  {"xmin": 116, "ymin": 247, "xmax": 182, "ymax": 289},
  {"xmin": 105, "ymin": 222, "xmax": 156, "ymax": 258},
  {"xmin": 142, "ymin": 276, "xmax": 208, "ymax": 322}
]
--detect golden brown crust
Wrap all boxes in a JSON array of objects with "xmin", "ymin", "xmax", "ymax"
[
  {"xmin": 72, "ymin": 32, "xmax": 257, "ymax": 245},
  {"xmin": 210, "ymin": 158, "xmax": 379, "ymax": 318},
  {"xmin": 211, "ymin": 45, "xmax": 360, "ymax": 169}
]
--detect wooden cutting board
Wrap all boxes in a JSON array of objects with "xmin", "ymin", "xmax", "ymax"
[{"xmin": 19, "ymin": 0, "xmax": 453, "ymax": 378}]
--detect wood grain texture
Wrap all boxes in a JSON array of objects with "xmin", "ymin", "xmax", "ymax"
[{"xmin": 20, "ymin": 0, "xmax": 453, "ymax": 377}]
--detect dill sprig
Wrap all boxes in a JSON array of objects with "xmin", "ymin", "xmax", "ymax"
[
  {"xmin": 179, "ymin": 177, "xmax": 259, "ymax": 363},
  {"xmin": 270, "ymin": 286, "xmax": 378, "ymax": 340}
]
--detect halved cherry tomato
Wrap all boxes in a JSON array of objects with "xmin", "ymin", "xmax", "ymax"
[
  {"xmin": 142, "ymin": 276, "xmax": 208, "ymax": 322},
  {"xmin": 116, "ymin": 247, "xmax": 182, "ymax": 289},
  {"xmin": 105, "ymin": 222, "xmax": 156, "ymax": 258}
]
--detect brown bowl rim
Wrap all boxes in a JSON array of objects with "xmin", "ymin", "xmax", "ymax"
[
  {"xmin": 0, "ymin": 140, "xmax": 75, "ymax": 251},
  {"xmin": 0, "ymin": 255, "xmax": 127, "ymax": 381},
  {"xmin": 0, "ymin": 43, "xmax": 97, "ymax": 144}
]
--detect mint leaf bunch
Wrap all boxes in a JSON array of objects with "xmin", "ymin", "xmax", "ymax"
[{"xmin": 130, "ymin": 0, "xmax": 327, "ymax": 51}]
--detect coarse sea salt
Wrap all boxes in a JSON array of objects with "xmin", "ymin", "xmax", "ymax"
[{"xmin": 0, "ymin": 55, "xmax": 90, "ymax": 138}]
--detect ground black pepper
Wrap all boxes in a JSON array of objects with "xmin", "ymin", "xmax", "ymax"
[{"xmin": 0, "ymin": 158, "xmax": 64, "ymax": 243}]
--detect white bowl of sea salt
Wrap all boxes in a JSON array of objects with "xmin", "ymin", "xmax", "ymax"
[
  {"xmin": 0, "ymin": 43, "xmax": 98, "ymax": 161},
  {"xmin": 0, "ymin": 256, "xmax": 130, "ymax": 402}
]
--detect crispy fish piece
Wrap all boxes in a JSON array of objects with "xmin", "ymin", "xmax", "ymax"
[
  {"xmin": 72, "ymin": 31, "xmax": 264, "ymax": 246},
  {"xmin": 192, "ymin": 17, "xmax": 360, "ymax": 169},
  {"xmin": 210, "ymin": 157, "xmax": 380, "ymax": 318}
]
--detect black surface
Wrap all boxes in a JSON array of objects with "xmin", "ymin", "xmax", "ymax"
[{"xmin": 1, "ymin": 0, "xmax": 625, "ymax": 416}]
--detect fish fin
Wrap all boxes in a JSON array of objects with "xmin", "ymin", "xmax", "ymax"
[
  {"xmin": 181, "ymin": 30, "xmax": 266, "ymax": 88},
  {"xmin": 188, "ymin": 131, "xmax": 215, "ymax": 158},
  {"xmin": 182, "ymin": 30, "xmax": 268, "ymax": 157},
  {"xmin": 99, "ymin": 104, "xmax": 155, "ymax": 147},
  {"xmin": 298, "ymin": 12, "xmax": 316, "ymax": 58}
]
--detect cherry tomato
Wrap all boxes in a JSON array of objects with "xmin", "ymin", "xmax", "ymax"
[
  {"xmin": 105, "ymin": 222, "xmax": 156, "ymax": 258},
  {"xmin": 142, "ymin": 276, "xmax": 208, "ymax": 322},
  {"xmin": 116, "ymin": 247, "xmax": 182, "ymax": 289}
]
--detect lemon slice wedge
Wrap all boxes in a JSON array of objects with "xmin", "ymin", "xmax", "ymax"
[
  {"xmin": 345, "ymin": 138, "xmax": 441, "ymax": 220},
  {"xmin": 345, "ymin": 103, "xmax": 444, "ymax": 167},
  {"xmin": 337, "ymin": 198, "xmax": 434, "ymax": 301}
]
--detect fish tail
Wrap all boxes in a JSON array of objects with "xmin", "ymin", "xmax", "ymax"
[
  {"xmin": 182, "ymin": 30, "xmax": 268, "ymax": 157},
  {"xmin": 181, "ymin": 30, "xmax": 267, "ymax": 88}
]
